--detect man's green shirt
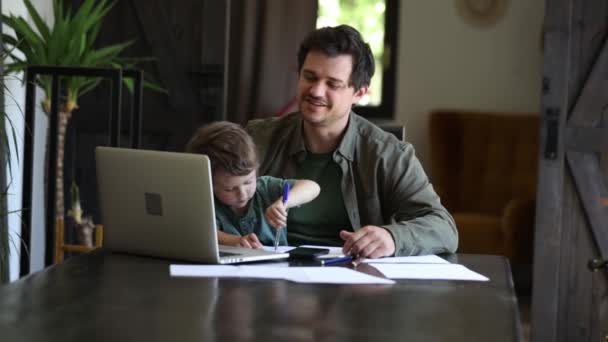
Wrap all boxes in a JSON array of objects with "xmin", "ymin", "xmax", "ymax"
[
  {"xmin": 288, "ymin": 152, "xmax": 351, "ymax": 246},
  {"xmin": 246, "ymin": 111, "xmax": 458, "ymax": 256}
]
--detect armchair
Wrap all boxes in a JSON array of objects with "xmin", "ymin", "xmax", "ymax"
[{"xmin": 429, "ymin": 110, "xmax": 539, "ymax": 265}]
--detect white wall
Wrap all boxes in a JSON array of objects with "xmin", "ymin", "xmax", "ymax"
[
  {"xmin": 3, "ymin": 0, "xmax": 53, "ymax": 281},
  {"xmin": 395, "ymin": 0, "xmax": 545, "ymax": 171}
]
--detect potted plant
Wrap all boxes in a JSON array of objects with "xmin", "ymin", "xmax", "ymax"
[
  {"xmin": 0, "ymin": 83, "xmax": 19, "ymax": 283},
  {"xmin": 2, "ymin": 0, "xmax": 161, "ymax": 248}
]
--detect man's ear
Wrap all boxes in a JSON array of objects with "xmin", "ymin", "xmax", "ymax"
[{"xmin": 353, "ymin": 86, "xmax": 369, "ymax": 103}]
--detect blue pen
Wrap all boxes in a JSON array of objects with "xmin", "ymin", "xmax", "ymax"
[
  {"xmin": 320, "ymin": 255, "xmax": 354, "ymax": 266},
  {"xmin": 274, "ymin": 183, "xmax": 290, "ymax": 251}
]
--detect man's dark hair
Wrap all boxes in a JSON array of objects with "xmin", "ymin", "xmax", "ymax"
[{"xmin": 297, "ymin": 25, "xmax": 375, "ymax": 90}]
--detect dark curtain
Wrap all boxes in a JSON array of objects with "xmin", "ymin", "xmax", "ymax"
[{"xmin": 226, "ymin": 0, "xmax": 317, "ymax": 125}]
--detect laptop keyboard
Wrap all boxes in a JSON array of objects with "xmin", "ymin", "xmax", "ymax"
[{"xmin": 219, "ymin": 251, "xmax": 240, "ymax": 257}]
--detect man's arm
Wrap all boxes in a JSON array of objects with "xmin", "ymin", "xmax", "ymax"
[
  {"xmin": 341, "ymin": 141, "xmax": 458, "ymax": 258},
  {"xmin": 380, "ymin": 143, "xmax": 458, "ymax": 256},
  {"xmin": 340, "ymin": 227, "xmax": 395, "ymax": 258}
]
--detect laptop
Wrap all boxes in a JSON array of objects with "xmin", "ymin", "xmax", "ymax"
[{"xmin": 95, "ymin": 146, "xmax": 290, "ymax": 264}]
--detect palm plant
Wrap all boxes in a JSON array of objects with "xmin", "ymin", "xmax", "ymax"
[
  {"xmin": 0, "ymin": 74, "xmax": 23, "ymax": 284},
  {"xmin": 2, "ymin": 0, "xmax": 159, "ymax": 229}
]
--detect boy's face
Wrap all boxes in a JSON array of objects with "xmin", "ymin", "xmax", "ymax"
[{"xmin": 213, "ymin": 169, "xmax": 257, "ymax": 212}]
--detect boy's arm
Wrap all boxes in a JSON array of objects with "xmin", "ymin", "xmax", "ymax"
[
  {"xmin": 217, "ymin": 230, "xmax": 262, "ymax": 249},
  {"xmin": 283, "ymin": 179, "xmax": 320, "ymax": 209},
  {"xmin": 217, "ymin": 230, "xmax": 240, "ymax": 246},
  {"xmin": 266, "ymin": 179, "xmax": 320, "ymax": 229}
]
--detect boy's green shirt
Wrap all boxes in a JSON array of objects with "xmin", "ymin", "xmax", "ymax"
[{"xmin": 214, "ymin": 176, "xmax": 292, "ymax": 246}]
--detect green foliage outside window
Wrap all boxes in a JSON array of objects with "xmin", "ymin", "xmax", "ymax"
[{"xmin": 317, "ymin": 0, "xmax": 385, "ymax": 106}]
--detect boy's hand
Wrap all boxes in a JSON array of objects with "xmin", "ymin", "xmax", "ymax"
[
  {"xmin": 239, "ymin": 233, "xmax": 263, "ymax": 249},
  {"xmin": 265, "ymin": 200, "xmax": 288, "ymax": 229},
  {"xmin": 217, "ymin": 230, "xmax": 262, "ymax": 249}
]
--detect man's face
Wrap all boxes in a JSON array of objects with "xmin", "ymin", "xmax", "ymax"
[
  {"xmin": 213, "ymin": 169, "xmax": 257, "ymax": 213},
  {"xmin": 297, "ymin": 50, "xmax": 367, "ymax": 129}
]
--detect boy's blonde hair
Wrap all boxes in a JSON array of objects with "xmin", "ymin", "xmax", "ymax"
[{"xmin": 185, "ymin": 121, "xmax": 258, "ymax": 176}]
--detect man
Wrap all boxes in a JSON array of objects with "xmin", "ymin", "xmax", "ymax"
[{"xmin": 247, "ymin": 25, "xmax": 458, "ymax": 258}]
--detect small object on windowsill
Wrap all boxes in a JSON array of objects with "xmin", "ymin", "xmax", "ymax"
[{"xmin": 67, "ymin": 181, "xmax": 96, "ymax": 247}]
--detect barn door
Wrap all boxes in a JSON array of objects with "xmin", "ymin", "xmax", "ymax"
[{"xmin": 532, "ymin": 0, "xmax": 608, "ymax": 341}]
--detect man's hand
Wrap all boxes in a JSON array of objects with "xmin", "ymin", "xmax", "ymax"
[
  {"xmin": 340, "ymin": 226, "xmax": 396, "ymax": 258},
  {"xmin": 265, "ymin": 200, "xmax": 288, "ymax": 229},
  {"xmin": 238, "ymin": 233, "xmax": 263, "ymax": 249}
]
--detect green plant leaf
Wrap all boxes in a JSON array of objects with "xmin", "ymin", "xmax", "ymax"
[
  {"xmin": 4, "ymin": 16, "xmax": 45, "ymax": 59},
  {"xmin": 123, "ymin": 78, "xmax": 134, "ymax": 92},
  {"xmin": 143, "ymin": 80, "xmax": 168, "ymax": 94},
  {"xmin": 1, "ymin": 33, "xmax": 20, "ymax": 49},
  {"xmin": 83, "ymin": 40, "xmax": 132, "ymax": 66},
  {"xmin": 12, "ymin": 30, "xmax": 41, "ymax": 64},
  {"xmin": 52, "ymin": 0, "xmax": 63, "ymax": 26},
  {"xmin": 4, "ymin": 0, "xmax": 166, "ymax": 107},
  {"xmin": 84, "ymin": 19, "xmax": 101, "ymax": 52},
  {"xmin": 1, "ymin": 114, "xmax": 20, "ymax": 178},
  {"xmin": 23, "ymin": 0, "xmax": 51, "ymax": 41},
  {"xmin": 5, "ymin": 63, "xmax": 28, "ymax": 76}
]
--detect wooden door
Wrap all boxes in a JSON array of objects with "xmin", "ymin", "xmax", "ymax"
[{"xmin": 532, "ymin": 0, "xmax": 608, "ymax": 341}]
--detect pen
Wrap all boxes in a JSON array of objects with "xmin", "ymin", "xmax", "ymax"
[
  {"xmin": 320, "ymin": 255, "xmax": 353, "ymax": 266},
  {"xmin": 274, "ymin": 183, "xmax": 290, "ymax": 252}
]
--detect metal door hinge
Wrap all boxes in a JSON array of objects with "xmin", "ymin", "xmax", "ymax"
[
  {"xmin": 542, "ymin": 77, "xmax": 550, "ymax": 94},
  {"xmin": 544, "ymin": 107, "xmax": 560, "ymax": 160}
]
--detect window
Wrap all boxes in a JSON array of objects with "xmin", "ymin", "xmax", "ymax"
[{"xmin": 316, "ymin": 0, "xmax": 398, "ymax": 119}]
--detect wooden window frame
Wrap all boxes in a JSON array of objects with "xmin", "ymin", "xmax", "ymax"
[{"xmin": 350, "ymin": 0, "xmax": 399, "ymax": 120}]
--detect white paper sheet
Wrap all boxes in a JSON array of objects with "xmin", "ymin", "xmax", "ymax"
[
  {"xmin": 170, "ymin": 264, "xmax": 395, "ymax": 284},
  {"xmin": 262, "ymin": 245, "xmax": 451, "ymax": 265},
  {"xmin": 362, "ymin": 255, "xmax": 450, "ymax": 264},
  {"xmin": 303, "ymin": 267, "xmax": 395, "ymax": 284},
  {"xmin": 170, "ymin": 265, "xmax": 239, "ymax": 278},
  {"xmin": 371, "ymin": 263, "xmax": 489, "ymax": 281},
  {"xmin": 261, "ymin": 246, "xmax": 297, "ymax": 253}
]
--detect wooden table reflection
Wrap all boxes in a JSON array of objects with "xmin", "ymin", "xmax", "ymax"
[{"xmin": 0, "ymin": 251, "xmax": 522, "ymax": 341}]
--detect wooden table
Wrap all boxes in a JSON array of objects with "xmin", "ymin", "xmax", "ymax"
[{"xmin": 0, "ymin": 251, "xmax": 522, "ymax": 341}]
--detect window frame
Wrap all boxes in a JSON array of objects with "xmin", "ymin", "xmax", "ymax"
[{"xmin": 349, "ymin": 0, "xmax": 399, "ymax": 120}]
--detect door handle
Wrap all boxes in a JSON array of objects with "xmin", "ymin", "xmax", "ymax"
[{"xmin": 587, "ymin": 258, "xmax": 608, "ymax": 271}]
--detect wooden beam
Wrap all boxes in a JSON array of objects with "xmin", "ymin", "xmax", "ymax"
[
  {"xmin": 567, "ymin": 151, "xmax": 608, "ymax": 260},
  {"xmin": 567, "ymin": 37, "xmax": 608, "ymax": 126},
  {"xmin": 531, "ymin": 0, "xmax": 572, "ymax": 340},
  {"xmin": 566, "ymin": 127, "xmax": 608, "ymax": 151}
]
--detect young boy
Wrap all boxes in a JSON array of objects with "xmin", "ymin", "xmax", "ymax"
[{"xmin": 186, "ymin": 121, "xmax": 320, "ymax": 248}]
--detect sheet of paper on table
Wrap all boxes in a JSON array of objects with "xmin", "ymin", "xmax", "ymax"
[
  {"xmin": 262, "ymin": 245, "xmax": 449, "ymax": 264},
  {"xmin": 259, "ymin": 245, "xmax": 488, "ymax": 281},
  {"xmin": 371, "ymin": 263, "xmax": 489, "ymax": 281},
  {"xmin": 170, "ymin": 264, "xmax": 395, "ymax": 285}
]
